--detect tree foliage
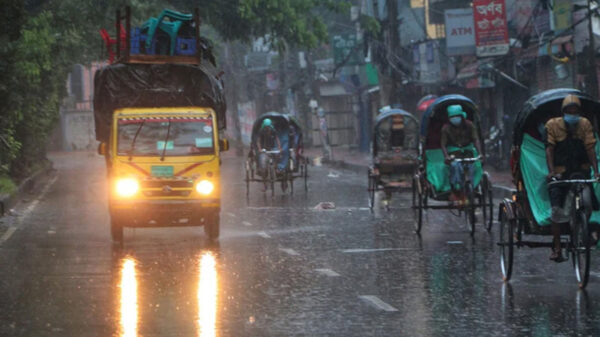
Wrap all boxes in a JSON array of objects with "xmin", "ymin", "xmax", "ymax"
[{"xmin": 0, "ymin": 0, "xmax": 347, "ymax": 186}]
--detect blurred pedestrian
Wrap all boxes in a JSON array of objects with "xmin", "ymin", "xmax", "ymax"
[{"xmin": 317, "ymin": 108, "xmax": 333, "ymax": 161}]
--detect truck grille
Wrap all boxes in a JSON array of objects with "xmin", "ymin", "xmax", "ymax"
[
  {"xmin": 141, "ymin": 179, "xmax": 194, "ymax": 188},
  {"xmin": 143, "ymin": 190, "xmax": 192, "ymax": 197}
]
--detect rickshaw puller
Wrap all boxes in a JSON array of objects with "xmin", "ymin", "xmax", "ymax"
[
  {"xmin": 545, "ymin": 95, "xmax": 600, "ymax": 261},
  {"xmin": 256, "ymin": 118, "xmax": 283, "ymax": 192},
  {"xmin": 441, "ymin": 105, "xmax": 483, "ymax": 201}
]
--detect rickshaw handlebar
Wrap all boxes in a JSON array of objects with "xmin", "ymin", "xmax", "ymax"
[
  {"xmin": 450, "ymin": 155, "xmax": 482, "ymax": 164},
  {"xmin": 548, "ymin": 178, "xmax": 599, "ymax": 186},
  {"xmin": 262, "ymin": 150, "xmax": 281, "ymax": 155}
]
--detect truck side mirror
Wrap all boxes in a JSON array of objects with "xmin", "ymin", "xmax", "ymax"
[
  {"xmin": 98, "ymin": 142, "xmax": 107, "ymax": 156},
  {"xmin": 219, "ymin": 139, "xmax": 229, "ymax": 152}
]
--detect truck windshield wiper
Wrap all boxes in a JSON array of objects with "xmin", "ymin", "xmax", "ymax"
[
  {"xmin": 128, "ymin": 119, "xmax": 146, "ymax": 161},
  {"xmin": 160, "ymin": 118, "xmax": 172, "ymax": 161}
]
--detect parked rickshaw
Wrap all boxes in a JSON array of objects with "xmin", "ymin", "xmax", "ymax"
[
  {"xmin": 498, "ymin": 88, "xmax": 600, "ymax": 288},
  {"xmin": 412, "ymin": 95, "xmax": 494, "ymax": 236},
  {"xmin": 367, "ymin": 108, "xmax": 419, "ymax": 210},
  {"xmin": 245, "ymin": 112, "xmax": 308, "ymax": 197}
]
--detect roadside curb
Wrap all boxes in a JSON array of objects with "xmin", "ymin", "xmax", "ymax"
[
  {"xmin": 314, "ymin": 155, "xmax": 516, "ymax": 199},
  {"xmin": 0, "ymin": 161, "xmax": 54, "ymax": 217}
]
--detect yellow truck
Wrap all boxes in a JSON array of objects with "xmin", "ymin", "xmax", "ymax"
[{"xmin": 94, "ymin": 62, "xmax": 227, "ymax": 242}]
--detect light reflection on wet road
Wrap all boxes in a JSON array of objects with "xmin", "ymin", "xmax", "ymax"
[
  {"xmin": 198, "ymin": 253, "xmax": 217, "ymax": 337},
  {"xmin": 1, "ymin": 151, "xmax": 600, "ymax": 336},
  {"xmin": 119, "ymin": 258, "xmax": 138, "ymax": 337}
]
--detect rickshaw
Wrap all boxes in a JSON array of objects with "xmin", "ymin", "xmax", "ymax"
[
  {"xmin": 412, "ymin": 95, "xmax": 494, "ymax": 236},
  {"xmin": 498, "ymin": 88, "xmax": 600, "ymax": 288},
  {"xmin": 245, "ymin": 112, "xmax": 308, "ymax": 197},
  {"xmin": 367, "ymin": 108, "xmax": 419, "ymax": 210}
]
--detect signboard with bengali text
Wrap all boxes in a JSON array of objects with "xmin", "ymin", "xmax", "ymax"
[{"xmin": 473, "ymin": 0, "xmax": 509, "ymax": 57}]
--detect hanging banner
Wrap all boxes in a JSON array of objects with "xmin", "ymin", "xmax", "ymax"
[
  {"xmin": 553, "ymin": 0, "xmax": 572, "ymax": 32},
  {"xmin": 444, "ymin": 8, "xmax": 476, "ymax": 56},
  {"xmin": 473, "ymin": 0, "xmax": 509, "ymax": 57}
]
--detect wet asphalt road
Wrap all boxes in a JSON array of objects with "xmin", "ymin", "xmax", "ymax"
[{"xmin": 2, "ymin": 151, "xmax": 600, "ymax": 336}]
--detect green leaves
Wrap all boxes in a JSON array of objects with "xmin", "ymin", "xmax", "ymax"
[{"xmin": 236, "ymin": 0, "xmax": 348, "ymax": 50}]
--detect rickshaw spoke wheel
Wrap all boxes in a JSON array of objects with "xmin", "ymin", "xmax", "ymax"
[
  {"xmin": 368, "ymin": 170, "xmax": 376, "ymax": 210},
  {"xmin": 486, "ymin": 181, "xmax": 494, "ymax": 231},
  {"xmin": 413, "ymin": 178, "xmax": 423, "ymax": 234},
  {"xmin": 303, "ymin": 160, "xmax": 308, "ymax": 192},
  {"xmin": 499, "ymin": 207, "xmax": 514, "ymax": 282},
  {"xmin": 572, "ymin": 211, "xmax": 591, "ymax": 289},
  {"xmin": 466, "ymin": 183, "xmax": 476, "ymax": 237},
  {"xmin": 269, "ymin": 164, "xmax": 276, "ymax": 197}
]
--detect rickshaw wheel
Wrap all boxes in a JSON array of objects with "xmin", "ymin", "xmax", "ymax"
[
  {"xmin": 413, "ymin": 177, "xmax": 423, "ymax": 234},
  {"xmin": 466, "ymin": 183, "xmax": 476, "ymax": 237},
  {"xmin": 481, "ymin": 174, "xmax": 494, "ymax": 231},
  {"xmin": 303, "ymin": 159, "xmax": 309, "ymax": 192},
  {"xmin": 110, "ymin": 215, "xmax": 124, "ymax": 243},
  {"xmin": 269, "ymin": 164, "xmax": 276, "ymax": 197},
  {"xmin": 572, "ymin": 210, "xmax": 591, "ymax": 289},
  {"xmin": 245, "ymin": 161, "xmax": 251, "ymax": 197},
  {"xmin": 368, "ymin": 170, "xmax": 376, "ymax": 210},
  {"xmin": 289, "ymin": 159, "xmax": 295, "ymax": 195},
  {"xmin": 499, "ymin": 205, "xmax": 514, "ymax": 282}
]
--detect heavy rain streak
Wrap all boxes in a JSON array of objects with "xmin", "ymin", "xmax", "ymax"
[{"xmin": 5, "ymin": 1, "xmax": 600, "ymax": 336}]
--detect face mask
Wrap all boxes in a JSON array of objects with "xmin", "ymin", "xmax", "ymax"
[
  {"xmin": 563, "ymin": 114, "xmax": 580, "ymax": 125},
  {"xmin": 450, "ymin": 117, "xmax": 462, "ymax": 126}
]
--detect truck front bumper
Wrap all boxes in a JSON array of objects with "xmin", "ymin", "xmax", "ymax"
[{"xmin": 110, "ymin": 199, "xmax": 220, "ymax": 227}]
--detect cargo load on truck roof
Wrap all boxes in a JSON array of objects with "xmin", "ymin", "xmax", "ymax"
[{"xmin": 93, "ymin": 63, "xmax": 226, "ymax": 142}]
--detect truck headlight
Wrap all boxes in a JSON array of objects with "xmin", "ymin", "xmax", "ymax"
[
  {"xmin": 196, "ymin": 180, "xmax": 214, "ymax": 195},
  {"xmin": 116, "ymin": 178, "xmax": 139, "ymax": 197}
]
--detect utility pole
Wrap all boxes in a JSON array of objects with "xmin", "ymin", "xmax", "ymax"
[
  {"xmin": 588, "ymin": 0, "xmax": 599, "ymax": 98},
  {"xmin": 386, "ymin": 0, "xmax": 402, "ymax": 105}
]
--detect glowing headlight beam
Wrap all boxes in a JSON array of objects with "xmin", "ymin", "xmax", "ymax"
[
  {"xmin": 116, "ymin": 178, "xmax": 139, "ymax": 197},
  {"xmin": 120, "ymin": 258, "xmax": 138, "ymax": 337},
  {"xmin": 198, "ymin": 252, "xmax": 217, "ymax": 337},
  {"xmin": 195, "ymin": 180, "xmax": 214, "ymax": 195}
]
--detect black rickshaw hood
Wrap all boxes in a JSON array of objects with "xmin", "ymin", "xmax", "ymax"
[{"xmin": 512, "ymin": 88, "xmax": 600, "ymax": 146}]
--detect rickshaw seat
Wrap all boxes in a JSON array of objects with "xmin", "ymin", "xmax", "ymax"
[
  {"xmin": 375, "ymin": 154, "xmax": 416, "ymax": 174},
  {"xmin": 424, "ymin": 146, "xmax": 483, "ymax": 194},
  {"xmin": 519, "ymin": 133, "xmax": 600, "ymax": 226}
]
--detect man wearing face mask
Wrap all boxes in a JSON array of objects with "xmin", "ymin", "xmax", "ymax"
[
  {"xmin": 545, "ymin": 94, "xmax": 600, "ymax": 261},
  {"xmin": 441, "ymin": 105, "xmax": 483, "ymax": 201}
]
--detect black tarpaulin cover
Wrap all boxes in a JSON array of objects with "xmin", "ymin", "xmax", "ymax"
[{"xmin": 93, "ymin": 63, "xmax": 226, "ymax": 142}]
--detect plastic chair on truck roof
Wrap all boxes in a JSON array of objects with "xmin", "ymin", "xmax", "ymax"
[{"xmin": 143, "ymin": 9, "xmax": 193, "ymax": 56}]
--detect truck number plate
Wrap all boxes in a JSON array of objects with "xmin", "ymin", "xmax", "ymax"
[{"xmin": 151, "ymin": 166, "xmax": 174, "ymax": 177}]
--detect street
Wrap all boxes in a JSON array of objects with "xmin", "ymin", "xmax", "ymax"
[{"xmin": 1, "ymin": 151, "xmax": 600, "ymax": 337}]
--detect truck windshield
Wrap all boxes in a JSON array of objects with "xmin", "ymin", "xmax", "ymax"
[{"xmin": 117, "ymin": 117, "xmax": 214, "ymax": 157}]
